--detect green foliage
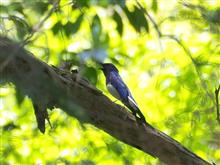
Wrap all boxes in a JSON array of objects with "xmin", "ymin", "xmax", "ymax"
[
  {"xmin": 1, "ymin": 0, "xmax": 220, "ymax": 164},
  {"xmin": 151, "ymin": 0, "xmax": 158, "ymax": 13},
  {"xmin": 123, "ymin": 6, "xmax": 149, "ymax": 33},
  {"xmin": 113, "ymin": 10, "xmax": 123, "ymax": 36},
  {"xmin": 9, "ymin": 15, "xmax": 30, "ymax": 39},
  {"xmin": 64, "ymin": 13, "xmax": 84, "ymax": 36}
]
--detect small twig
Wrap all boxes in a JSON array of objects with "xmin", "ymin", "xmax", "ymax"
[{"xmin": 215, "ymin": 85, "xmax": 220, "ymax": 124}]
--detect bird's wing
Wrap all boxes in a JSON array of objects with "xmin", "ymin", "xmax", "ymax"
[
  {"xmin": 110, "ymin": 72, "xmax": 139, "ymax": 109},
  {"xmin": 109, "ymin": 72, "xmax": 146, "ymax": 123},
  {"xmin": 109, "ymin": 72, "xmax": 132, "ymax": 101}
]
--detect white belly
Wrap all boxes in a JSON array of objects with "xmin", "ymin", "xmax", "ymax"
[{"xmin": 107, "ymin": 83, "xmax": 121, "ymax": 100}]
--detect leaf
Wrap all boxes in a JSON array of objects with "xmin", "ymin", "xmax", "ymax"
[
  {"xmin": 204, "ymin": 8, "xmax": 220, "ymax": 24},
  {"xmin": 113, "ymin": 10, "xmax": 123, "ymax": 35},
  {"xmin": 123, "ymin": 6, "xmax": 149, "ymax": 33},
  {"xmin": 81, "ymin": 66, "xmax": 98, "ymax": 85},
  {"xmin": 9, "ymin": 15, "xmax": 30, "ymax": 39},
  {"xmin": 0, "ymin": 2, "xmax": 24, "ymax": 14},
  {"xmin": 107, "ymin": 141, "xmax": 123, "ymax": 155},
  {"xmin": 72, "ymin": 0, "xmax": 89, "ymax": 9},
  {"xmin": 3, "ymin": 122, "xmax": 19, "ymax": 131},
  {"xmin": 63, "ymin": 14, "xmax": 84, "ymax": 36},
  {"xmin": 32, "ymin": 2, "xmax": 49, "ymax": 14},
  {"xmin": 0, "ymin": 5, "xmax": 8, "ymax": 13},
  {"xmin": 112, "ymin": 0, "xmax": 126, "ymax": 7},
  {"xmin": 52, "ymin": 21, "xmax": 62, "ymax": 35},
  {"xmin": 91, "ymin": 15, "xmax": 102, "ymax": 46},
  {"xmin": 152, "ymin": 0, "xmax": 158, "ymax": 13},
  {"xmin": 10, "ymin": 2, "xmax": 24, "ymax": 14}
]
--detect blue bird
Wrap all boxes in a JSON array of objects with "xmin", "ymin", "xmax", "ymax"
[{"xmin": 101, "ymin": 63, "xmax": 146, "ymax": 124}]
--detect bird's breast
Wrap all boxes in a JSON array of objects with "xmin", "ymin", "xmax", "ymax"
[{"xmin": 107, "ymin": 83, "xmax": 121, "ymax": 100}]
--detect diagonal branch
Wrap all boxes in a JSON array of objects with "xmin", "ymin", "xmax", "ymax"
[{"xmin": 0, "ymin": 37, "xmax": 211, "ymax": 165}]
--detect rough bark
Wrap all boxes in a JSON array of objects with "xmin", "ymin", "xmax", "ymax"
[{"xmin": 0, "ymin": 37, "xmax": 211, "ymax": 165}]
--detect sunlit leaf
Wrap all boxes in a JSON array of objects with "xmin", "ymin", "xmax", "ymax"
[{"xmin": 152, "ymin": 0, "xmax": 158, "ymax": 13}]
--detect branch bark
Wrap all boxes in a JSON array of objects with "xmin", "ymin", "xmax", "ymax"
[{"xmin": 0, "ymin": 37, "xmax": 211, "ymax": 165}]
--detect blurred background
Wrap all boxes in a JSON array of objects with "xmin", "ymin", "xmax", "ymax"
[{"xmin": 0, "ymin": 0, "xmax": 220, "ymax": 164}]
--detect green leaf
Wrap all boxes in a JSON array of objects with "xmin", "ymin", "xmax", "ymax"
[
  {"xmin": 10, "ymin": 2, "xmax": 24, "ymax": 13},
  {"xmin": 3, "ymin": 122, "xmax": 19, "ymax": 131},
  {"xmin": 205, "ymin": 8, "xmax": 220, "ymax": 24},
  {"xmin": 72, "ymin": 0, "xmax": 89, "ymax": 9},
  {"xmin": 63, "ymin": 14, "xmax": 84, "ymax": 36},
  {"xmin": 52, "ymin": 21, "xmax": 62, "ymax": 35},
  {"xmin": 113, "ymin": 10, "xmax": 123, "ymax": 35},
  {"xmin": 31, "ymin": 2, "xmax": 49, "ymax": 14},
  {"xmin": 152, "ymin": 0, "xmax": 158, "ymax": 13},
  {"xmin": 0, "ymin": 2, "xmax": 24, "ymax": 14},
  {"xmin": 111, "ymin": 0, "xmax": 126, "ymax": 7},
  {"xmin": 123, "ymin": 6, "xmax": 149, "ymax": 33},
  {"xmin": 9, "ymin": 15, "xmax": 30, "ymax": 39},
  {"xmin": 81, "ymin": 66, "xmax": 98, "ymax": 85},
  {"xmin": 91, "ymin": 15, "xmax": 102, "ymax": 46},
  {"xmin": 0, "ymin": 5, "xmax": 9, "ymax": 13}
]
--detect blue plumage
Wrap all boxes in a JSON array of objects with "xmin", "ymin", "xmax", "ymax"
[{"xmin": 101, "ymin": 63, "xmax": 146, "ymax": 123}]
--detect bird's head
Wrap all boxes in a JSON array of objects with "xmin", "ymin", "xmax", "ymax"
[{"xmin": 100, "ymin": 63, "xmax": 119, "ymax": 74}]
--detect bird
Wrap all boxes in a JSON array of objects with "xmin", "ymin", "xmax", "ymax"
[{"xmin": 101, "ymin": 63, "xmax": 146, "ymax": 124}]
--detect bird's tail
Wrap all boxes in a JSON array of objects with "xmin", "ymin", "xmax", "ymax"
[
  {"xmin": 135, "ymin": 108, "xmax": 147, "ymax": 123},
  {"xmin": 124, "ymin": 98, "xmax": 146, "ymax": 124},
  {"xmin": 132, "ymin": 106, "xmax": 147, "ymax": 124}
]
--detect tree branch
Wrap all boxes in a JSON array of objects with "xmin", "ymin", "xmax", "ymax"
[{"xmin": 0, "ymin": 37, "xmax": 211, "ymax": 165}]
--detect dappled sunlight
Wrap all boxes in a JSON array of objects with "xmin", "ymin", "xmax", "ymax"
[{"xmin": 1, "ymin": 0, "xmax": 220, "ymax": 164}]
